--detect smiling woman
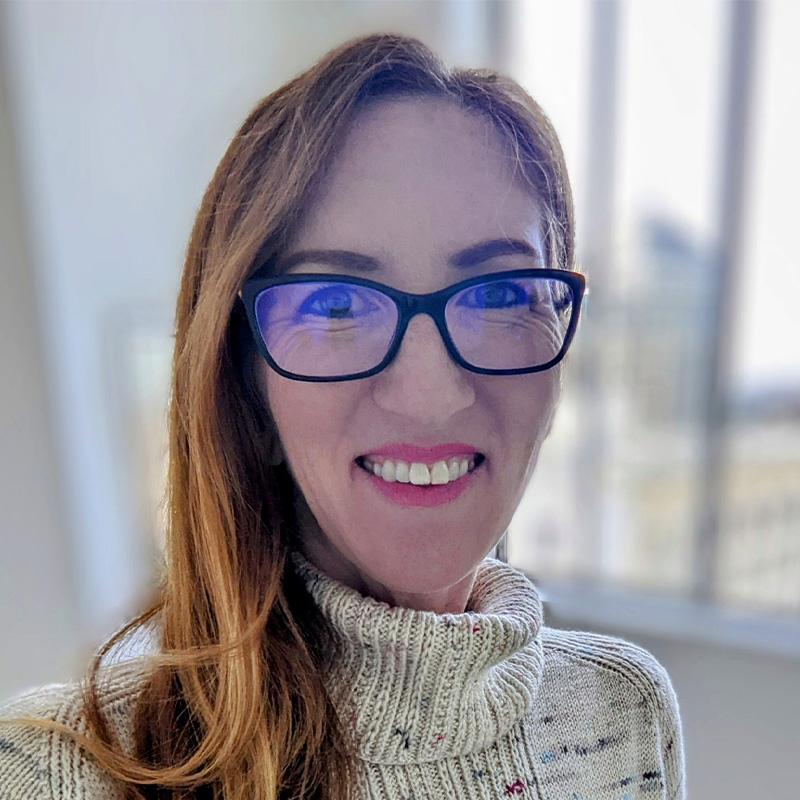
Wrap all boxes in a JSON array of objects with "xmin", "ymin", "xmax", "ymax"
[{"xmin": 0, "ymin": 32, "xmax": 684, "ymax": 800}]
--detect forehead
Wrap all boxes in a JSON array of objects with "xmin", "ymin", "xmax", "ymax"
[{"xmin": 285, "ymin": 97, "xmax": 543, "ymax": 273}]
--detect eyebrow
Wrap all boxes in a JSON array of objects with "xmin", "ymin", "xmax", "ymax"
[{"xmin": 277, "ymin": 238, "xmax": 544, "ymax": 274}]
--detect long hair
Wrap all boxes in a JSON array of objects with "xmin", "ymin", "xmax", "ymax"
[{"xmin": 1, "ymin": 32, "xmax": 574, "ymax": 800}]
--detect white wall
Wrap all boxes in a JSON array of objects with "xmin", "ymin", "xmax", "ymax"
[{"xmin": 0, "ymin": 29, "xmax": 83, "ymax": 692}]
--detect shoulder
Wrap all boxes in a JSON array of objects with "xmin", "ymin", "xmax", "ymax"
[
  {"xmin": 541, "ymin": 625, "xmax": 677, "ymax": 711},
  {"xmin": 538, "ymin": 625, "xmax": 687, "ymax": 799},
  {"xmin": 0, "ymin": 657, "xmax": 153, "ymax": 800}
]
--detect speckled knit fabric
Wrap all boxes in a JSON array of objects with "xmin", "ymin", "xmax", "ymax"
[
  {"xmin": 0, "ymin": 551, "xmax": 686, "ymax": 799},
  {"xmin": 289, "ymin": 550, "xmax": 686, "ymax": 799}
]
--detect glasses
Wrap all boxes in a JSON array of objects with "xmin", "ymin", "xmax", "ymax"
[{"xmin": 239, "ymin": 266, "xmax": 587, "ymax": 382}]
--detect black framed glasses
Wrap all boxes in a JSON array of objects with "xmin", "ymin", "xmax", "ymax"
[{"xmin": 239, "ymin": 266, "xmax": 587, "ymax": 383}]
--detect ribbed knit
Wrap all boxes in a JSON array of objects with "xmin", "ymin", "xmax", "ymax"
[
  {"xmin": 289, "ymin": 550, "xmax": 686, "ymax": 799},
  {"xmin": 0, "ymin": 552, "xmax": 686, "ymax": 799}
]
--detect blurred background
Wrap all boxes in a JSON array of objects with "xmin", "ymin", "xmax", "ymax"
[{"xmin": 1, "ymin": 1, "xmax": 798, "ymax": 797}]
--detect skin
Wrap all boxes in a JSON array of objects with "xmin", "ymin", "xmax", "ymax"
[{"xmin": 256, "ymin": 96, "xmax": 562, "ymax": 613}]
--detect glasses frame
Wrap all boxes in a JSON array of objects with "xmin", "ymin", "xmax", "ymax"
[{"xmin": 239, "ymin": 264, "xmax": 587, "ymax": 383}]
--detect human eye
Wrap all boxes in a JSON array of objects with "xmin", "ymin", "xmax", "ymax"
[
  {"xmin": 296, "ymin": 283, "xmax": 379, "ymax": 320},
  {"xmin": 531, "ymin": 279, "xmax": 575, "ymax": 320},
  {"xmin": 456, "ymin": 280, "xmax": 529, "ymax": 310}
]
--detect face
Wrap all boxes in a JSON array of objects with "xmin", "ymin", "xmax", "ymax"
[{"xmin": 255, "ymin": 97, "xmax": 562, "ymax": 612}]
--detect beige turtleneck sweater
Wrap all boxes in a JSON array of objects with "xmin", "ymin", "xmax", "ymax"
[{"xmin": 0, "ymin": 552, "xmax": 686, "ymax": 799}]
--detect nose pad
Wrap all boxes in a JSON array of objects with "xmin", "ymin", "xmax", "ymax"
[
  {"xmin": 391, "ymin": 312, "xmax": 466, "ymax": 375},
  {"xmin": 371, "ymin": 313, "xmax": 475, "ymax": 422}
]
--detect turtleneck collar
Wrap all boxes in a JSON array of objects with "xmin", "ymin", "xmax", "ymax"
[{"xmin": 288, "ymin": 548, "xmax": 546, "ymax": 765}]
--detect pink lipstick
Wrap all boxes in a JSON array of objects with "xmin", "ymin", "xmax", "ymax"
[{"xmin": 354, "ymin": 451, "xmax": 487, "ymax": 508}]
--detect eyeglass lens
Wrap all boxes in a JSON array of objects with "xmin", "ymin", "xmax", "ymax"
[{"xmin": 254, "ymin": 275, "xmax": 575, "ymax": 378}]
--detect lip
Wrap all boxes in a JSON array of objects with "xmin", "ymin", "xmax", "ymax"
[
  {"xmin": 357, "ymin": 442, "xmax": 484, "ymax": 462},
  {"xmin": 354, "ymin": 454, "xmax": 485, "ymax": 508}
]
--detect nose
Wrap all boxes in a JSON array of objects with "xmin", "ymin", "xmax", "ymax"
[{"xmin": 370, "ymin": 312, "xmax": 476, "ymax": 425}]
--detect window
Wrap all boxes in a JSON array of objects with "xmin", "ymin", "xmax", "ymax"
[{"xmin": 505, "ymin": 0, "xmax": 800, "ymax": 650}]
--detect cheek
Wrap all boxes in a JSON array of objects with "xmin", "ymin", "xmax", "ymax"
[
  {"xmin": 260, "ymin": 367, "xmax": 357, "ymax": 461},
  {"xmin": 264, "ymin": 375, "xmax": 316, "ymax": 446},
  {"xmin": 545, "ymin": 369, "xmax": 563, "ymax": 431},
  {"xmin": 502, "ymin": 371, "xmax": 561, "ymax": 437},
  {"xmin": 521, "ymin": 376, "xmax": 560, "ymax": 454},
  {"xmin": 258, "ymin": 366, "xmax": 305, "ymax": 452}
]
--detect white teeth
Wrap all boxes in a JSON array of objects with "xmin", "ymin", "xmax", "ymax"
[
  {"xmin": 380, "ymin": 460, "xmax": 396, "ymax": 482},
  {"xmin": 430, "ymin": 461, "xmax": 450, "ymax": 485},
  {"xmin": 409, "ymin": 462, "xmax": 431, "ymax": 485},
  {"xmin": 448, "ymin": 457, "xmax": 461, "ymax": 479},
  {"xmin": 361, "ymin": 455, "xmax": 479, "ymax": 486}
]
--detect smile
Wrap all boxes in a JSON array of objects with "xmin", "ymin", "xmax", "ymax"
[{"xmin": 355, "ymin": 453, "xmax": 486, "ymax": 486}]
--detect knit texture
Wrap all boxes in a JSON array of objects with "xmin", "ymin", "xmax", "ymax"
[{"xmin": 0, "ymin": 552, "xmax": 686, "ymax": 799}]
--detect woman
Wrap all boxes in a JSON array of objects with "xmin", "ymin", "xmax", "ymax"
[{"xmin": 0, "ymin": 32, "xmax": 685, "ymax": 800}]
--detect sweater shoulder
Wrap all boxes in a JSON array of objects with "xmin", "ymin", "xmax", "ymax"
[
  {"xmin": 540, "ymin": 625, "xmax": 676, "ymax": 710},
  {"xmin": 0, "ymin": 657, "xmax": 154, "ymax": 800},
  {"xmin": 538, "ymin": 625, "xmax": 686, "ymax": 799}
]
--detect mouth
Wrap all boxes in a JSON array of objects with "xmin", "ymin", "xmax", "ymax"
[{"xmin": 354, "ymin": 452, "xmax": 487, "ymax": 487}]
